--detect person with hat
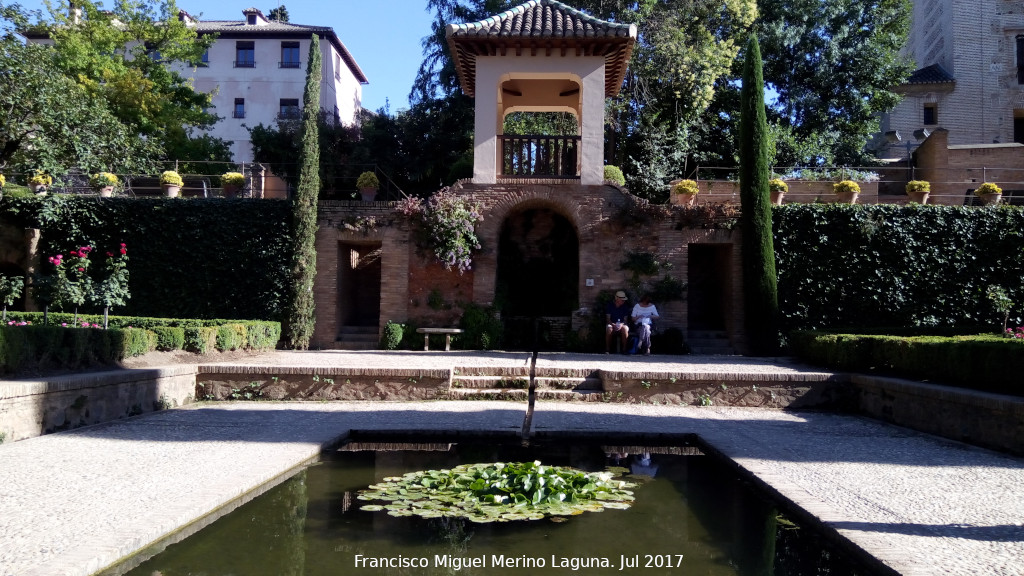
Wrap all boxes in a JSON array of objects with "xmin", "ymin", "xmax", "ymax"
[{"xmin": 605, "ymin": 291, "xmax": 631, "ymax": 354}]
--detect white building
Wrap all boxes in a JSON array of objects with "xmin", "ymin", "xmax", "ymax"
[
  {"xmin": 881, "ymin": 0, "xmax": 1024, "ymax": 159},
  {"xmin": 176, "ymin": 7, "xmax": 368, "ymax": 162}
]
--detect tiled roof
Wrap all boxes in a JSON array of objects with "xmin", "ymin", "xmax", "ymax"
[
  {"xmin": 447, "ymin": 0, "xmax": 634, "ymax": 39},
  {"xmin": 446, "ymin": 0, "xmax": 636, "ymax": 97},
  {"xmin": 193, "ymin": 21, "xmax": 367, "ymax": 84},
  {"xmin": 906, "ymin": 63, "xmax": 955, "ymax": 84}
]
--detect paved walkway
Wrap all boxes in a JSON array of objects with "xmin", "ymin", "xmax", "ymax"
[{"xmin": 0, "ymin": 353, "xmax": 1022, "ymax": 576}]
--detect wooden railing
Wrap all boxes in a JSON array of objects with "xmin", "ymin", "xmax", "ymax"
[{"xmin": 500, "ymin": 135, "xmax": 580, "ymax": 179}]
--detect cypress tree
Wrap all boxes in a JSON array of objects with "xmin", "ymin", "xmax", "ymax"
[
  {"xmin": 283, "ymin": 34, "xmax": 321, "ymax": 349},
  {"xmin": 738, "ymin": 34, "xmax": 779, "ymax": 355}
]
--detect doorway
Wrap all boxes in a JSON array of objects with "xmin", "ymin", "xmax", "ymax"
[
  {"xmin": 337, "ymin": 242, "xmax": 381, "ymax": 328},
  {"xmin": 687, "ymin": 244, "xmax": 732, "ymax": 331}
]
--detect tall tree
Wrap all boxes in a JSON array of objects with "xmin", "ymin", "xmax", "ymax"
[
  {"xmin": 38, "ymin": 0, "xmax": 221, "ymax": 160},
  {"xmin": 0, "ymin": 31, "xmax": 158, "ymax": 174},
  {"xmin": 283, "ymin": 34, "xmax": 322, "ymax": 349},
  {"xmin": 739, "ymin": 34, "xmax": 779, "ymax": 356},
  {"xmin": 267, "ymin": 5, "xmax": 289, "ymax": 22}
]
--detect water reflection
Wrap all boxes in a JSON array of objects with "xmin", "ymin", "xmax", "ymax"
[{"xmin": 123, "ymin": 441, "xmax": 874, "ymax": 576}]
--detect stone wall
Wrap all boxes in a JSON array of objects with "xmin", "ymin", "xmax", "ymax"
[{"xmin": 0, "ymin": 366, "xmax": 197, "ymax": 443}]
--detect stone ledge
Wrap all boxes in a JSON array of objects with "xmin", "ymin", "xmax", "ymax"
[{"xmin": 0, "ymin": 365, "xmax": 198, "ymax": 400}]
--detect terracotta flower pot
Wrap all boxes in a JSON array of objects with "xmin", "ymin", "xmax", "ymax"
[
  {"xmin": 907, "ymin": 190, "xmax": 929, "ymax": 204},
  {"xmin": 98, "ymin": 187, "xmax": 114, "ymax": 198},
  {"xmin": 31, "ymin": 184, "xmax": 47, "ymax": 195},
  {"xmin": 770, "ymin": 191, "xmax": 786, "ymax": 206},
  {"xmin": 162, "ymin": 184, "xmax": 181, "ymax": 198},
  {"xmin": 223, "ymin": 184, "xmax": 241, "ymax": 198},
  {"xmin": 670, "ymin": 192, "xmax": 697, "ymax": 207},
  {"xmin": 835, "ymin": 191, "xmax": 859, "ymax": 204},
  {"xmin": 359, "ymin": 187, "xmax": 378, "ymax": 202},
  {"xmin": 979, "ymin": 193, "xmax": 1002, "ymax": 206}
]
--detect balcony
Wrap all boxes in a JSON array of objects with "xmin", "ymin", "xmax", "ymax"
[
  {"xmin": 500, "ymin": 135, "xmax": 580, "ymax": 179},
  {"xmin": 279, "ymin": 61, "xmax": 301, "ymax": 69},
  {"xmin": 233, "ymin": 60, "xmax": 255, "ymax": 68}
]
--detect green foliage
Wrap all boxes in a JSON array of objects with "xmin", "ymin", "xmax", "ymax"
[
  {"xmin": 986, "ymin": 285, "xmax": 1014, "ymax": 333},
  {"xmin": 152, "ymin": 326, "xmax": 185, "ymax": 351},
  {"xmin": 357, "ymin": 461, "xmax": 636, "ymax": 522},
  {"xmin": 396, "ymin": 191, "xmax": 482, "ymax": 273},
  {"xmin": 221, "ymin": 172, "xmax": 245, "ymax": 187},
  {"xmin": 0, "ymin": 324, "xmax": 154, "ymax": 373},
  {"xmin": 3, "ymin": 195, "xmax": 291, "ymax": 320},
  {"xmin": 603, "ymin": 165, "xmax": 625, "ymax": 186},
  {"xmin": 356, "ymin": 171, "xmax": 380, "ymax": 189},
  {"xmin": 774, "ymin": 205, "xmax": 1024, "ymax": 331},
  {"xmin": 283, "ymin": 35, "xmax": 323, "ymax": 350},
  {"xmin": 267, "ymin": 5, "xmax": 289, "ymax": 22},
  {"xmin": 245, "ymin": 321, "xmax": 281, "ymax": 349},
  {"xmin": 159, "ymin": 171, "xmax": 183, "ymax": 186},
  {"xmin": 739, "ymin": 34, "xmax": 779, "ymax": 355},
  {"xmin": 89, "ymin": 172, "xmax": 119, "ymax": 190},
  {"xmin": 216, "ymin": 323, "xmax": 247, "ymax": 352},
  {"xmin": 790, "ymin": 331, "xmax": 1024, "ymax": 396},
  {"xmin": 381, "ymin": 320, "xmax": 404, "ymax": 350},
  {"xmin": 458, "ymin": 303, "xmax": 503, "ymax": 350},
  {"xmin": 183, "ymin": 326, "xmax": 218, "ymax": 354},
  {"xmin": 0, "ymin": 275, "xmax": 24, "ymax": 309}
]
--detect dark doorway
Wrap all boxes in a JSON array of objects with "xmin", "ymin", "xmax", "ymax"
[
  {"xmin": 338, "ymin": 243, "xmax": 381, "ymax": 328},
  {"xmin": 687, "ymin": 244, "xmax": 732, "ymax": 331},
  {"xmin": 496, "ymin": 208, "xmax": 579, "ymax": 349}
]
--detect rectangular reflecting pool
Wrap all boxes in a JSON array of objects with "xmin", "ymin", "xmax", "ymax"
[{"xmin": 114, "ymin": 436, "xmax": 880, "ymax": 576}]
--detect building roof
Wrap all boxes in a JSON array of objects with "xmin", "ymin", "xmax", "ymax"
[
  {"xmin": 446, "ymin": 0, "xmax": 637, "ymax": 97},
  {"xmin": 905, "ymin": 63, "xmax": 955, "ymax": 85},
  {"xmin": 193, "ymin": 16, "xmax": 368, "ymax": 84}
]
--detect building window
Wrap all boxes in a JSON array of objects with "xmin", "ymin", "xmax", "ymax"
[
  {"xmin": 335, "ymin": 53, "xmax": 342, "ymax": 79},
  {"xmin": 235, "ymin": 41, "xmax": 255, "ymax": 68},
  {"xmin": 280, "ymin": 41, "xmax": 300, "ymax": 68},
  {"xmin": 233, "ymin": 98, "xmax": 245, "ymax": 119},
  {"xmin": 247, "ymin": 13, "xmax": 257, "ymax": 25},
  {"xmin": 200, "ymin": 49, "xmax": 209, "ymax": 66},
  {"xmin": 1017, "ymin": 36, "xmax": 1024, "ymax": 84},
  {"xmin": 279, "ymin": 98, "xmax": 300, "ymax": 119},
  {"xmin": 923, "ymin": 103, "xmax": 937, "ymax": 126}
]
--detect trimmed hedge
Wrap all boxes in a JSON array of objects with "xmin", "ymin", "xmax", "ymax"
[
  {"xmin": 152, "ymin": 326, "xmax": 185, "ymax": 351},
  {"xmin": 183, "ymin": 326, "xmax": 218, "ymax": 354},
  {"xmin": 0, "ymin": 324, "xmax": 155, "ymax": 373},
  {"xmin": 216, "ymin": 323, "xmax": 247, "ymax": 351},
  {"xmin": 790, "ymin": 331, "xmax": 1024, "ymax": 396},
  {"xmin": 775, "ymin": 204, "xmax": 1024, "ymax": 332}
]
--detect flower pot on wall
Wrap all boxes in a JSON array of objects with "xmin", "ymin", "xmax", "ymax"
[
  {"xmin": 98, "ymin": 187, "xmax": 114, "ymax": 197},
  {"xmin": 359, "ymin": 187, "xmax": 378, "ymax": 202},
  {"xmin": 835, "ymin": 191, "xmax": 859, "ymax": 204},
  {"xmin": 979, "ymin": 193, "xmax": 1002, "ymax": 205},
  {"xmin": 770, "ymin": 191, "xmax": 786, "ymax": 205},
  {"xmin": 163, "ymin": 184, "xmax": 181, "ymax": 198},
  {"xmin": 223, "ymin": 184, "xmax": 241, "ymax": 198},
  {"xmin": 907, "ymin": 190, "xmax": 929, "ymax": 204},
  {"xmin": 669, "ymin": 193, "xmax": 697, "ymax": 206}
]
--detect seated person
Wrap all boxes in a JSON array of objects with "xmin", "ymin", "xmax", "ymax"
[
  {"xmin": 605, "ymin": 291, "xmax": 630, "ymax": 354},
  {"xmin": 631, "ymin": 294, "xmax": 660, "ymax": 355}
]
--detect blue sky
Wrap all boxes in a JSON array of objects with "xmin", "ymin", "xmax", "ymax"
[{"xmin": 13, "ymin": 1, "xmax": 438, "ymax": 112}]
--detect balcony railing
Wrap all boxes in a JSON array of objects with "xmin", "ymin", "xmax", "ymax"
[
  {"xmin": 500, "ymin": 135, "xmax": 580, "ymax": 179},
  {"xmin": 234, "ymin": 60, "xmax": 255, "ymax": 68},
  {"xmin": 279, "ymin": 60, "xmax": 301, "ymax": 68}
]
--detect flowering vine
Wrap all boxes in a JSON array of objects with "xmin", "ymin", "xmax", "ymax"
[{"xmin": 396, "ymin": 189, "xmax": 482, "ymax": 274}]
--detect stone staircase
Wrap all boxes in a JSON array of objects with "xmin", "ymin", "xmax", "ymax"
[
  {"xmin": 687, "ymin": 330, "xmax": 736, "ymax": 355},
  {"xmin": 334, "ymin": 326, "xmax": 379, "ymax": 350},
  {"xmin": 448, "ymin": 364, "xmax": 605, "ymax": 401}
]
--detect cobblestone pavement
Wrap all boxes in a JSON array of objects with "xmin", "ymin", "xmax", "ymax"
[{"xmin": 0, "ymin": 353, "xmax": 1021, "ymax": 576}]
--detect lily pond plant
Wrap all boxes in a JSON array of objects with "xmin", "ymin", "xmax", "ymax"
[{"xmin": 358, "ymin": 461, "xmax": 636, "ymax": 523}]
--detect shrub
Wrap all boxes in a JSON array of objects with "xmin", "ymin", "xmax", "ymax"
[
  {"xmin": 768, "ymin": 178, "xmax": 788, "ymax": 193},
  {"xmin": 906, "ymin": 180, "xmax": 930, "ymax": 194},
  {"xmin": 356, "ymin": 171, "xmax": 380, "ymax": 189},
  {"xmin": 216, "ymin": 323, "xmax": 247, "ymax": 351},
  {"xmin": 975, "ymin": 182, "xmax": 1002, "ymax": 197},
  {"xmin": 28, "ymin": 171, "xmax": 52, "ymax": 186},
  {"xmin": 183, "ymin": 326, "xmax": 218, "ymax": 353},
  {"xmin": 152, "ymin": 326, "xmax": 185, "ymax": 351},
  {"xmin": 833, "ymin": 180, "xmax": 860, "ymax": 195},
  {"xmin": 672, "ymin": 179, "xmax": 699, "ymax": 195},
  {"xmin": 221, "ymin": 172, "xmax": 245, "ymax": 187},
  {"xmin": 159, "ymin": 171, "xmax": 183, "ymax": 186},
  {"xmin": 603, "ymin": 165, "xmax": 625, "ymax": 186},
  {"xmin": 115, "ymin": 327, "xmax": 156, "ymax": 358},
  {"xmin": 458, "ymin": 303, "xmax": 502, "ymax": 350},
  {"xmin": 381, "ymin": 320, "xmax": 404, "ymax": 350},
  {"xmin": 245, "ymin": 321, "xmax": 281, "ymax": 349}
]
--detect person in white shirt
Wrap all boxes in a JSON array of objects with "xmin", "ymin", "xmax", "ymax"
[{"xmin": 630, "ymin": 294, "xmax": 659, "ymax": 355}]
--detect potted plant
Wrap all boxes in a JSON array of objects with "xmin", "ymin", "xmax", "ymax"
[
  {"xmin": 221, "ymin": 172, "xmax": 245, "ymax": 198},
  {"xmin": 356, "ymin": 171, "xmax": 380, "ymax": 202},
  {"xmin": 89, "ymin": 172, "xmax": 119, "ymax": 197},
  {"xmin": 160, "ymin": 170, "xmax": 183, "ymax": 197},
  {"xmin": 768, "ymin": 178, "xmax": 788, "ymax": 205},
  {"xmin": 0, "ymin": 173, "xmax": 5, "ymax": 200},
  {"xmin": 905, "ymin": 180, "xmax": 930, "ymax": 204},
  {"xmin": 670, "ymin": 179, "xmax": 699, "ymax": 206},
  {"xmin": 833, "ymin": 180, "xmax": 861, "ymax": 204},
  {"xmin": 975, "ymin": 182, "xmax": 1002, "ymax": 205},
  {"xmin": 28, "ymin": 171, "xmax": 52, "ymax": 195}
]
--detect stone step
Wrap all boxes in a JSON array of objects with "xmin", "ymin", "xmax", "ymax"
[
  {"xmin": 688, "ymin": 346, "xmax": 737, "ymax": 356},
  {"xmin": 535, "ymin": 389, "xmax": 606, "ymax": 402},
  {"xmin": 331, "ymin": 341, "xmax": 378, "ymax": 351},
  {"xmin": 447, "ymin": 388, "xmax": 529, "ymax": 401},
  {"xmin": 453, "ymin": 366, "xmax": 531, "ymax": 377},
  {"xmin": 338, "ymin": 326, "xmax": 378, "ymax": 335},
  {"xmin": 451, "ymin": 375, "xmax": 530, "ymax": 390},
  {"xmin": 689, "ymin": 330, "xmax": 728, "ymax": 340},
  {"xmin": 534, "ymin": 376, "xmax": 602, "ymax": 391}
]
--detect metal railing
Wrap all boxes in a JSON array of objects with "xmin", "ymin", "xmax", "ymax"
[{"xmin": 500, "ymin": 135, "xmax": 580, "ymax": 179}]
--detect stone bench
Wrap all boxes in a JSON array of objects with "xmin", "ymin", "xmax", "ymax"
[{"xmin": 416, "ymin": 328, "xmax": 463, "ymax": 351}]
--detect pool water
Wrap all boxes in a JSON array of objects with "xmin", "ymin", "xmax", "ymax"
[{"xmin": 120, "ymin": 438, "xmax": 876, "ymax": 576}]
